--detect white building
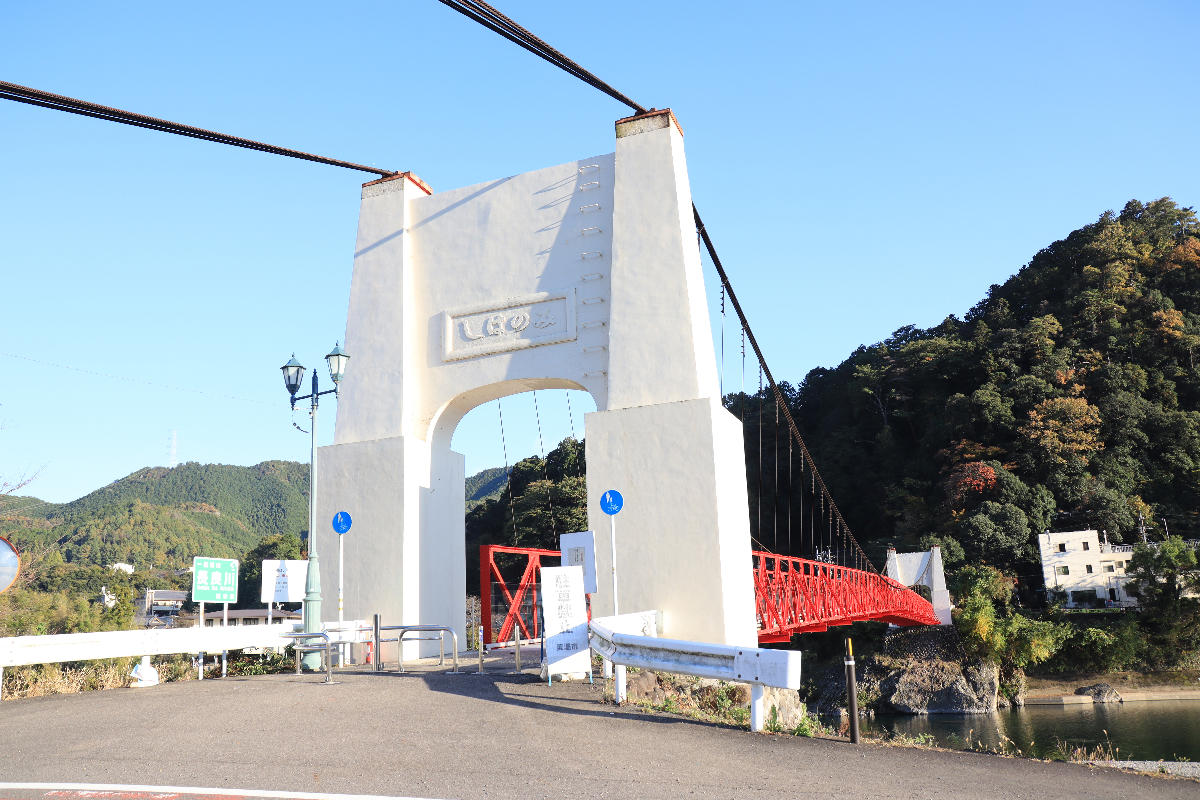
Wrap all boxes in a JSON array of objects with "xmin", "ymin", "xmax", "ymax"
[{"xmin": 1038, "ymin": 529, "xmax": 1136, "ymax": 608}]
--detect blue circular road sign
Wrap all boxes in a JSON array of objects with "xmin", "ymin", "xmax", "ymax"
[
  {"xmin": 600, "ymin": 490, "xmax": 623, "ymax": 516},
  {"xmin": 332, "ymin": 511, "xmax": 353, "ymax": 534}
]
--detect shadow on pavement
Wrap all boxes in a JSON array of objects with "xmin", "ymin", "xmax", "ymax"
[{"xmin": 332, "ymin": 662, "xmax": 738, "ymax": 732}]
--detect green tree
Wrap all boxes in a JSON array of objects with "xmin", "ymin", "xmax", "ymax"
[
  {"xmin": 1126, "ymin": 536, "xmax": 1200, "ymax": 666},
  {"xmin": 950, "ymin": 566, "xmax": 1069, "ymax": 701},
  {"xmin": 235, "ymin": 531, "xmax": 303, "ymax": 610}
]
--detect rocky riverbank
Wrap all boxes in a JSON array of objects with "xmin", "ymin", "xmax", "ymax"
[
  {"xmin": 805, "ymin": 627, "xmax": 1003, "ymax": 715},
  {"xmin": 803, "ymin": 628, "xmax": 1200, "ymax": 716}
]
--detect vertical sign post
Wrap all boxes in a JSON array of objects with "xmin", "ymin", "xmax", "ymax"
[
  {"xmin": 332, "ymin": 511, "xmax": 352, "ymax": 664},
  {"xmin": 197, "ymin": 600, "xmax": 205, "ymax": 680},
  {"xmin": 598, "ymin": 490, "xmax": 623, "ymax": 687},
  {"xmin": 191, "ymin": 556, "xmax": 239, "ymax": 681}
]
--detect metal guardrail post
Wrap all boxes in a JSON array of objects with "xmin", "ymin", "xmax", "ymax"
[
  {"xmin": 448, "ymin": 629, "xmax": 460, "ymax": 673},
  {"xmin": 373, "ymin": 614, "xmax": 381, "ymax": 674},
  {"xmin": 513, "ymin": 626, "xmax": 522, "ymax": 673},
  {"xmin": 478, "ymin": 641, "xmax": 485, "ymax": 674},
  {"xmin": 614, "ymin": 664, "xmax": 627, "ymax": 704},
  {"xmin": 750, "ymin": 684, "xmax": 764, "ymax": 731}
]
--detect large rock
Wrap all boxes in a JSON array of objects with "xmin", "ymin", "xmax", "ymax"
[
  {"xmin": 803, "ymin": 629, "xmax": 1002, "ymax": 716},
  {"xmin": 625, "ymin": 669, "xmax": 666, "ymax": 705},
  {"xmin": 881, "ymin": 659, "xmax": 999, "ymax": 714},
  {"xmin": 1075, "ymin": 683, "xmax": 1122, "ymax": 703},
  {"xmin": 762, "ymin": 686, "xmax": 807, "ymax": 729}
]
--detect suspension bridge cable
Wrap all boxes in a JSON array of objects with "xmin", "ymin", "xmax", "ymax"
[
  {"xmin": 719, "ymin": 284, "xmax": 726, "ymax": 398},
  {"xmin": 695, "ymin": 207, "xmax": 877, "ymax": 572},
  {"xmin": 435, "ymin": 1, "xmax": 648, "ymax": 115},
  {"xmin": 565, "ymin": 391, "xmax": 577, "ymax": 440},
  {"xmin": 774, "ymin": 396, "xmax": 780, "ymax": 552},
  {"xmin": 739, "ymin": 328, "xmax": 745, "ymax": 423},
  {"xmin": 0, "ymin": 80, "xmax": 397, "ymax": 178},
  {"xmin": 787, "ymin": 429, "xmax": 796, "ymax": 554},
  {"xmin": 757, "ymin": 365, "xmax": 764, "ymax": 549},
  {"xmin": 497, "ymin": 399, "xmax": 520, "ymax": 542},
  {"xmin": 531, "ymin": 390, "xmax": 558, "ymax": 534}
]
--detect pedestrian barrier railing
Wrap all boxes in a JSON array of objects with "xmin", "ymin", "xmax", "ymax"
[
  {"xmin": 589, "ymin": 612, "xmax": 802, "ymax": 732},
  {"xmin": 371, "ymin": 615, "xmax": 460, "ymax": 674},
  {"xmin": 282, "ymin": 631, "xmax": 335, "ymax": 684},
  {"xmin": 320, "ymin": 620, "xmax": 372, "ymax": 665},
  {"xmin": 0, "ymin": 623, "xmax": 300, "ymax": 699}
]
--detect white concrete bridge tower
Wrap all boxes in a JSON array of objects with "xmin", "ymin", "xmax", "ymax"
[{"xmin": 314, "ymin": 110, "xmax": 756, "ymax": 657}]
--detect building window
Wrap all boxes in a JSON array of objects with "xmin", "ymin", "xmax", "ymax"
[
  {"xmin": 1055, "ymin": 565, "xmax": 1070, "ymax": 576},
  {"xmin": 1086, "ymin": 564, "xmax": 1094, "ymax": 574},
  {"xmin": 1104, "ymin": 564, "xmax": 1116, "ymax": 573},
  {"xmin": 1058, "ymin": 543, "xmax": 1067, "ymax": 553},
  {"xmin": 1082, "ymin": 541, "xmax": 1090, "ymax": 551}
]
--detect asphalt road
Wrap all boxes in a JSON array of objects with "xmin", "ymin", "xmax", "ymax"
[{"xmin": 1, "ymin": 663, "xmax": 1196, "ymax": 800}]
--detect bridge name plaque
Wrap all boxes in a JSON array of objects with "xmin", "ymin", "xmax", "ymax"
[{"xmin": 441, "ymin": 289, "xmax": 577, "ymax": 362}]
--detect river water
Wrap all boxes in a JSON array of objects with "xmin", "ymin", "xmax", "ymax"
[{"xmin": 857, "ymin": 701, "xmax": 1200, "ymax": 761}]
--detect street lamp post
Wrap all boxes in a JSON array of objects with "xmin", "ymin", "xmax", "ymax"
[{"xmin": 281, "ymin": 343, "xmax": 349, "ymax": 671}]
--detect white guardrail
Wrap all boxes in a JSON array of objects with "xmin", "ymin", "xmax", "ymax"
[
  {"xmin": 0, "ymin": 623, "xmax": 307, "ymax": 698},
  {"xmin": 0, "ymin": 623, "xmax": 299, "ymax": 669},
  {"xmin": 589, "ymin": 612, "xmax": 802, "ymax": 732}
]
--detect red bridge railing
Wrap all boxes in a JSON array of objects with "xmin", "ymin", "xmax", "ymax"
[
  {"xmin": 479, "ymin": 544, "xmax": 560, "ymax": 646},
  {"xmin": 480, "ymin": 544, "xmax": 941, "ymax": 647},
  {"xmin": 753, "ymin": 551, "xmax": 940, "ymax": 642}
]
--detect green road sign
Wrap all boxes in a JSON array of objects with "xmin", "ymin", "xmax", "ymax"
[{"xmin": 192, "ymin": 556, "xmax": 239, "ymax": 603}]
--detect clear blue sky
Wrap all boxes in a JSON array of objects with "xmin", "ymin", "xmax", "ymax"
[{"xmin": 2, "ymin": 1, "xmax": 1198, "ymax": 504}]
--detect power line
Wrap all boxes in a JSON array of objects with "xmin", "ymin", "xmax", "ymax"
[
  {"xmin": 0, "ymin": 80, "xmax": 397, "ymax": 177},
  {"xmin": 1, "ymin": 352, "xmax": 275, "ymax": 407}
]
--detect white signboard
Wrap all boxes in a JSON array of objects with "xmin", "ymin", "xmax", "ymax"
[
  {"xmin": 559, "ymin": 530, "xmax": 597, "ymax": 595},
  {"xmin": 261, "ymin": 559, "xmax": 308, "ymax": 603},
  {"xmin": 540, "ymin": 566, "xmax": 590, "ymax": 678}
]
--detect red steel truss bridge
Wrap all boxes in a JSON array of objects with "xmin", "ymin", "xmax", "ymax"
[
  {"xmin": 752, "ymin": 552, "xmax": 939, "ymax": 642},
  {"xmin": 482, "ymin": 545, "xmax": 939, "ymax": 647}
]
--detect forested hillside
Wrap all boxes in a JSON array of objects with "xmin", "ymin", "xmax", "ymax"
[
  {"xmin": 0, "ymin": 461, "xmax": 309, "ymax": 572},
  {"xmin": 4, "ymin": 198, "xmax": 1196, "ymax": 621},
  {"xmin": 465, "ymin": 437, "xmax": 587, "ymax": 588},
  {"xmin": 466, "ymin": 466, "xmax": 509, "ymax": 510},
  {"xmin": 728, "ymin": 198, "xmax": 1200, "ymax": 588}
]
